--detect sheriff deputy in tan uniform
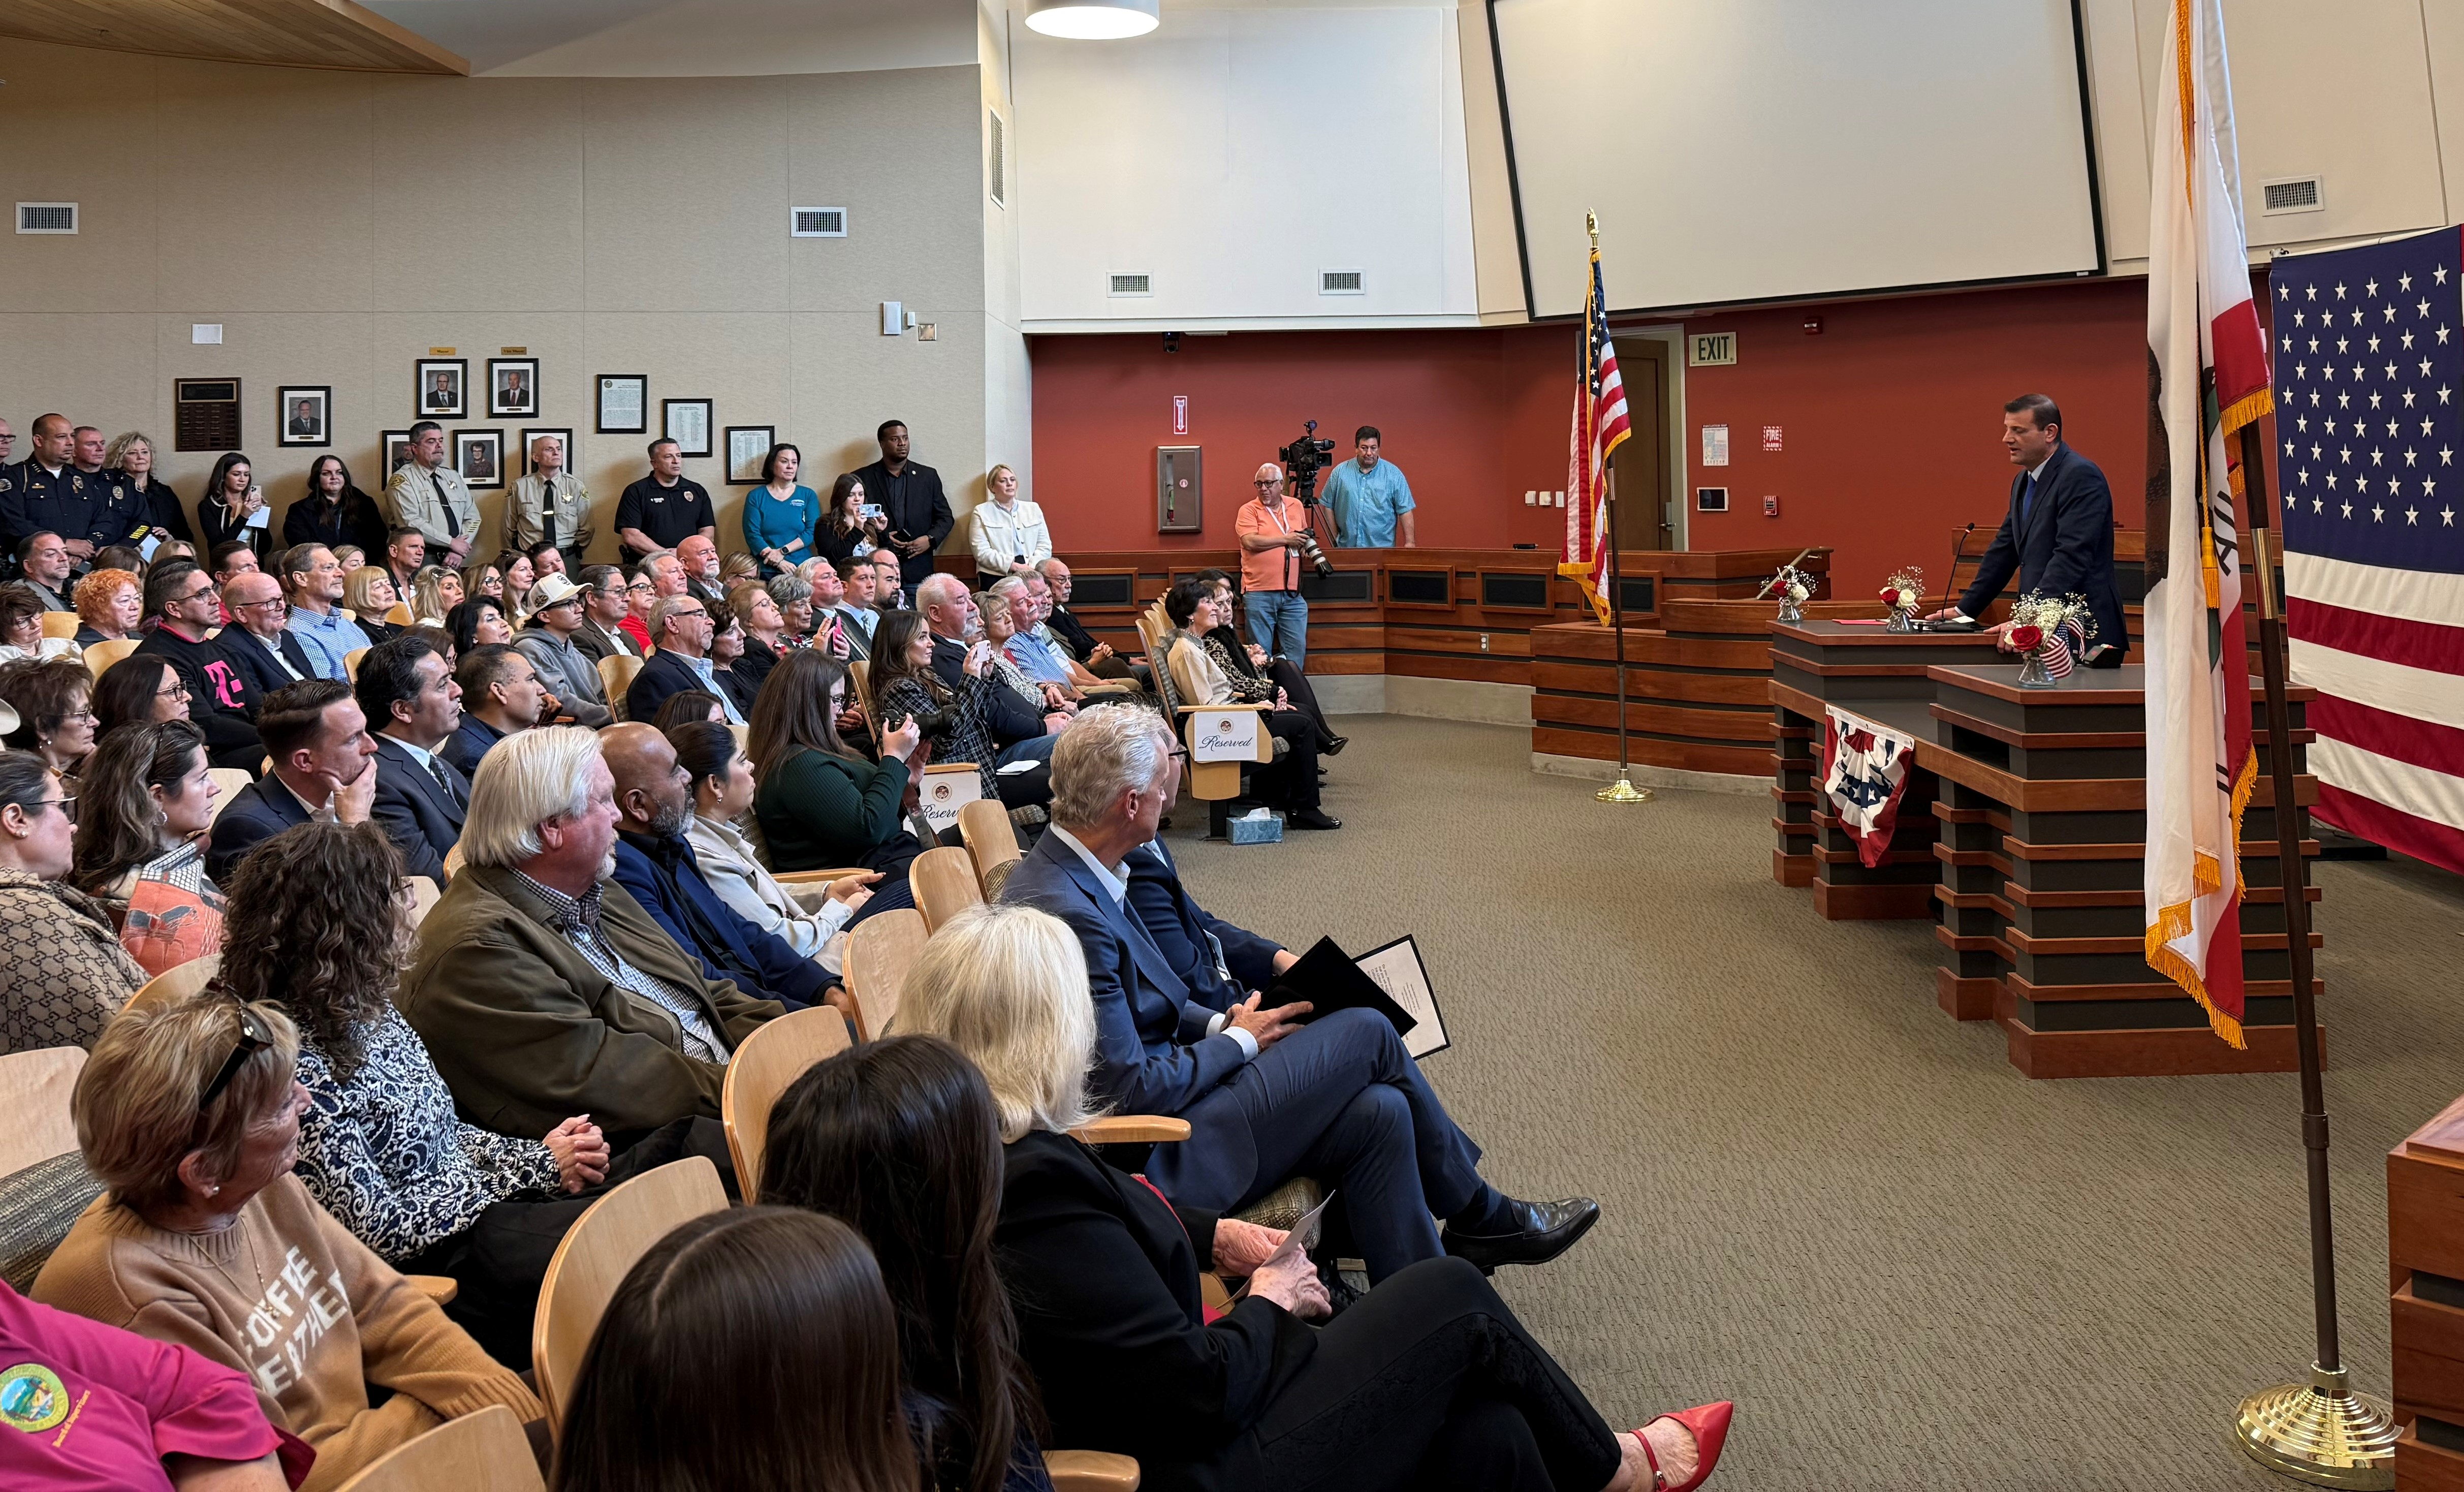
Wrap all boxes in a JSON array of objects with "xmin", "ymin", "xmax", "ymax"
[
  {"xmin": 385, "ymin": 420, "xmax": 480, "ymax": 567},
  {"xmin": 507, "ymin": 432, "xmax": 593, "ymax": 574}
]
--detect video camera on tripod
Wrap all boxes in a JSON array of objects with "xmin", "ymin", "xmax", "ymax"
[{"xmin": 1276, "ymin": 420, "xmax": 1338, "ymax": 579}]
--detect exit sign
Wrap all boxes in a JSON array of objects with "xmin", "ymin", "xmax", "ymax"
[{"xmin": 1687, "ymin": 332, "xmax": 1736, "ymax": 366}]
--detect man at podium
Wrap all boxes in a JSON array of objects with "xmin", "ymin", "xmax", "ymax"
[{"xmin": 1929, "ymin": 394, "xmax": 2127, "ymax": 665}]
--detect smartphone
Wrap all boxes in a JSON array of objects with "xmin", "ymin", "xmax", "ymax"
[{"xmin": 859, "ymin": 504, "xmax": 887, "ymax": 522}]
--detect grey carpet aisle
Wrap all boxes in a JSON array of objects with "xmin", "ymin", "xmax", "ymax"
[{"xmin": 1156, "ymin": 713, "xmax": 2464, "ymax": 1492}]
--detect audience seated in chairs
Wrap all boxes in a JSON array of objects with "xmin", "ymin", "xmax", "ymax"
[
  {"xmin": 748, "ymin": 650, "xmax": 927, "ymax": 908},
  {"xmin": 760, "ymin": 1036, "xmax": 1057, "ymax": 1492},
  {"xmin": 445, "ymin": 644, "xmax": 552, "ymax": 774},
  {"xmin": 566, "ymin": 566, "xmax": 640, "ymax": 665},
  {"xmin": 627, "ymin": 595, "xmax": 744, "ymax": 727},
  {"xmin": 32, "ymin": 995, "xmax": 544, "ymax": 1489},
  {"xmin": 216, "ymin": 820, "xmax": 696, "ymax": 1372},
  {"xmin": 203, "ymin": 680, "xmax": 379, "ymax": 886},
  {"xmin": 512, "ymin": 575, "xmax": 612, "ymax": 731},
  {"xmin": 0, "ymin": 581, "xmax": 80, "ymax": 664},
  {"xmin": 1003, "ymin": 707, "xmax": 1591, "ymax": 1282},
  {"xmin": 442, "ymin": 596, "xmax": 515, "ymax": 660},
  {"xmin": 668, "ymin": 719, "xmax": 874, "ymax": 970},
  {"xmin": 72, "ymin": 566, "xmax": 143, "ymax": 649},
  {"xmin": 1034, "ymin": 559, "xmax": 1133, "ymax": 682},
  {"xmin": 882, "ymin": 929, "xmax": 1733, "ymax": 1492},
  {"xmin": 1196, "ymin": 569, "xmax": 1342, "ymax": 756},
  {"xmin": 132, "ymin": 561, "xmax": 265, "ymax": 772},
  {"xmin": 396, "ymin": 725, "xmax": 779, "ymax": 1159},
  {"xmin": 601, "ymin": 723, "xmax": 830, "ymax": 1012},
  {"xmin": 0, "ymin": 750, "xmax": 144, "ymax": 1053},
  {"xmin": 547, "ymin": 1208, "xmax": 923, "ymax": 1492},
  {"xmin": 1160, "ymin": 578, "xmax": 1335, "ymax": 830},
  {"xmin": 215, "ymin": 573, "xmax": 319, "ymax": 714},
  {"xmin": 408, "ymin": 565, "xmax": 462, "ymax": 631},
  {"xmin": 0, "ymin": 1277, "xmax": 311, "ymax": 1490},
  {"xmin": 651, "ymin": 689, "xmax": 726, "ymax": 731},
  {"xmin": 342, "ymin": 567, "xmax": 405, "ymax": 644},
  {"xmin": 70, "ymin": 720, "xmax": 226, "ymax": 977},
  {"xmin": 0, "ymin": 656, "xmax": 99, "ymax": 783},
  {"xmin": 874, "ymin": 608, "xmax": 1055, "ymax": 815},
  {"xmin": 354, "ymin": 634, "xmax": 469, "ymax": 887},
  {"xmin": 91, "ymin": 656, "xmax": 197, "ymax": 739},
  {"xmin": 704, "ymin": 607, "xmax": 761, "ymax": 722}
]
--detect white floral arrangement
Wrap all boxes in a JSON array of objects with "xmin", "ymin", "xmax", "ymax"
[
  {"xmin": 1770, "ymin": 563, "xmax": 1815, "ymax": 605},
  {"xmin": 1878, "ymin": 567, "xmax": 1925, "ymax": 614},
  {"xmin": 2005, "ymin": 590, "xmax": 2098, "ymax": 654}
]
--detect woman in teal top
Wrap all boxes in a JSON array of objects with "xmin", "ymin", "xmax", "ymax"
[
  {"xmin": 747, "ymin": 650, "xmax": 926, "ymax": 918},
  {"xmin": 742, "ymin": 442, "xmax": 820, "ymax": 578}
]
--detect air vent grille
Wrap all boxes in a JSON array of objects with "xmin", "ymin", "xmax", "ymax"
[
  {"xmin": 989, "ymin": 110, "xmax": 1006, "ymax": 206},
  {"xmin": 2261, "ymin": 177, "xmax": 2322, "ymax": 215},
  {"xmin": 17, "ymin": 203, "xmax": 76, "ymax": 234},
  {"xmin": 1109, "ymin": 273, "xmax": 1152, "ymax": 297},
  {"xmin": 791, "ymin": 207, "xmax": 847, "ymax": 238},
  {"xmin": 1320, "ymin": 268, "xmax": 1365, "ymax": 295}
]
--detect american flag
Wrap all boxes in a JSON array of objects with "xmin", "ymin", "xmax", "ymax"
[
  {"xmin": 2269, "ymin": 226, "xmax": 2464, "ymax": 875},
  {"xmin": 1560, "ymin": 235, "xmax": 1630, "ymax": 625}
]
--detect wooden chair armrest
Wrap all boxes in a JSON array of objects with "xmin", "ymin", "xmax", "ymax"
[
  {"xmin": 1174, "ymin": 703, "xmax": 1267, "ymax": 715},
  {"xmin": 408, "ymin": 1275, "xmax": 458, "ymax": 1305},
  {"xmin": 773, "ymin": 868, "xmax": 874, "ymax": 885},
  {"xmin": 1044, "ymin": 1450, "xmax": 1141, "ymax": 1492},
  {"xmin": 1079, "ymin": 681, "xmax": 1136, "ymax": 695},
  {"xmin": 1068, "ymin": 1115, "xmax": 1191, "ymax": 1145}
]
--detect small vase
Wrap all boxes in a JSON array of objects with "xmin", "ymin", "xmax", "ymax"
[
  {"xmin": 1776, "ymin": 596, "xmax": 1804, "ymax": 624},
  {"xmin": 2016, "ymin": 646, "xmax": 2057, "ymax": 688},
  {"xmin": 1884, "ymin": 608, "xmax": 1915, "ymax": 633}
]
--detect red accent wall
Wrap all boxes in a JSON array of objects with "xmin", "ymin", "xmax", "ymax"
[{"xmin": 1027, "ymin": 274, "xmax": 2191, "ymax": 593}]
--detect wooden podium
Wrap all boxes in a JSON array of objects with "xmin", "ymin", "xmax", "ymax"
[
  {"xmin": 1766, "ymin": 621, "xmax": 2005, "ymax": 918},
  {"xmin": 1921, "ymin": 663, "xmax": 2320, "ymax": 1077},
  {"xmin": 2391, "ymin": 1095, "xmax": 2464, "ymax": 1488}
]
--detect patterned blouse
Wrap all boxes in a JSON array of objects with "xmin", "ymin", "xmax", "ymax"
[
  {"xmin": 95, "ymin": 841, "xmax": 226, "ymax": 978},
  {"xmin": 878, "ymin": 671, "xmax": 1004, "ymax": 800},
  {"xmin": 0, "ymin": 869, "xmax": 145, "ymax": 1054},
  {"xmin": 1202, "ymin": 634, "xmax": 1277, "ymax": 705},
  {"xmin": 289, "ymin": 1005, "xmax": 564, "ymax": 1263}
]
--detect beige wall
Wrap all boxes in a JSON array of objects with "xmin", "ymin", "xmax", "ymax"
[{"xmin": 0, "ymin": 39, "xmax": 995, "ymax": 563}]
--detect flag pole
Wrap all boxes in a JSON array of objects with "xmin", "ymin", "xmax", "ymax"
[
  {"xmin": 1590, "ymin": 210, "xmax": 1650, "ymax": 805},
  {"xmin": 2231, "ymin": 423, "xmax": 2397, "ymax": 1485}
]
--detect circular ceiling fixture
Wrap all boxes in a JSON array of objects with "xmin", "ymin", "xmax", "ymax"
[{"xmin": 1024, "ymin": 0, "xmax": 1159, "ymax": 40}]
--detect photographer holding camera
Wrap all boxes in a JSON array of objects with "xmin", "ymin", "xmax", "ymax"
[{"xmin": 1236, "ymin": 460, "xmax": 1317, "ymax": 671}]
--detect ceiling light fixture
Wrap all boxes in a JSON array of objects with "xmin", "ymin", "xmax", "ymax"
[{"xmin": 1024, "ymin": 0, "xmax": 1159, "ymax": 40}]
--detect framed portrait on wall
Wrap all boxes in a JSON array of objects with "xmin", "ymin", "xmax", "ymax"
[
  {"xmin": 276, "ymin": 386, "xmax": 331, "ymax": 448},
  {"xmin": 382, "ymin": 429, "xmax": 416, "ymax": 479},
  {"xmin": 415, "ymin": 359, "xmax": 466, "ymax": 419},
  {"xmin": 455, "ymin": 429, "xmax": 504, "ymax": 490},
  {"xmin": 489, "ymin": 358, "xmax": 540, "ymax": 418},
  {"xmin": 596, "ymin": 374, "xmax": 648, "ymax": 434},
  {"xmin": 520, "ymin": 427, "xmax": 573, "ymax": 478},
  {"xmin": 662, "ymin": 398, "xmax": 713, "ymax": 458},
  {"xmin": 724, "ymin": 425, "xmax": 774, "ymax": 485}
]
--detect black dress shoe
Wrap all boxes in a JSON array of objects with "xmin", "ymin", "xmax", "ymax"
[
  {"xmin": 1442, "ymin": 1197, "xmax": 1599, "ymax": 1272},
  {"xmin": 1322, "ymin": 735, "xmax": 1348, "ymax": 756},
  {"xmin": 1287, "ymin": 808, "xmax": 1343, "ymax": 830}
]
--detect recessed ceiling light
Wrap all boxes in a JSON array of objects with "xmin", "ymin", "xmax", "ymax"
[{"xmin": 1025, "ymin": 0, "xmax": 1159, "ymax": 40}]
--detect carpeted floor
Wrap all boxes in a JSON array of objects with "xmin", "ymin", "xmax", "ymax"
[{"xmin": 1158, "ymin": 713, "xmax": 2464, "ymax": 1492}]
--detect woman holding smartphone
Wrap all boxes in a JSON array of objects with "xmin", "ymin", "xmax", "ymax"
[
  {"xmin": 196, "ymin": 452, "xmax": 272, "ymax": 562},
  {"xmin": 816, "ymin": 473, "xmax": 890, "ymax": 564}
]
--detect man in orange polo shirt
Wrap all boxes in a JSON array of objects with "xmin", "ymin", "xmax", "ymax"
[{"xmin": 1235, "ymin": 461, "xmax": 1315, "ymax": 671}]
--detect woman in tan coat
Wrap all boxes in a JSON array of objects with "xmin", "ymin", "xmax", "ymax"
[{"xmin": 0, "ymin": 749, "xmax": 145, "ymax": 1052}]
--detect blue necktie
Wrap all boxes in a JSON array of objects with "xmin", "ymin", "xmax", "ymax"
[{"xmin": 2019, "ymin": 474, "xmax": 2036, "ymax": 530}]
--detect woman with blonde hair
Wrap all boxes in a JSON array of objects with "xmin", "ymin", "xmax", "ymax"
[
  {"xmin": 73, "ymin": 566, "xmax": 144, "ymax": 647},
  {"xmin": 104, "ymin": 429, "xmax": 194, "ymax": 544},
  {"xmin": 342, "ymin": 567, "xmax": 404, "ymax": 643},
  {"xmin": 892, "ymin": 903, "xmax": 1733, "ymax": 1492},
  {"xmin": 965, "ymin": 462, "xmax": 1049, "ymax": 586},
  {"xmin": 33, "ymin": 994, "xmax": 541, "ymax": 1489},
  {"xmin": 408, "ymin": 564, "xmax": 462, "ymax": 627}
]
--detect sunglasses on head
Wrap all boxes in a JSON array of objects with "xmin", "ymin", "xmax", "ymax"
[{"xmin": 200, "ymin": 1004, "xmax": 275, "ymax": 1111}]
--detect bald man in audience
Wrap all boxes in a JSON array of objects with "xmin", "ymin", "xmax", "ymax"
[
  {"xmin": 214, "ymin": 570, "xmax": 318, "ymax": 715},
  {"xmin": 674, "ymin": 534, "xmax": 725, "ymax": 607}
]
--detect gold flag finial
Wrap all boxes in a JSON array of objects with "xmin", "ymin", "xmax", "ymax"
[{"xmin": 1586, "ymin": 210, "xmax": 1599, "ymax": 248}]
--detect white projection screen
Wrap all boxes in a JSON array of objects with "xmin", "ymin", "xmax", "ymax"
[{"xmin": 1490, "ymin": 0, "xmax": 2104, "ymax": 318}]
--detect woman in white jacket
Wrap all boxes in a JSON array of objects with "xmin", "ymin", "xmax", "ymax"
[{"xmin": 964, "ymin": 463, "xmax": 1051, "ymax": 586}]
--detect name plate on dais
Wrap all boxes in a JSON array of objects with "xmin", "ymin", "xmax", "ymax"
[{"xmin": 1192, "ymin": 711, "xmax": 1259, "ymax": 762}]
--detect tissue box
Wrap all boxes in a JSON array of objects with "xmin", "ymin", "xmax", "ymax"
[{"xmin": 1226, "ymin": 808, "xmax": 1284, "ymax": 845}]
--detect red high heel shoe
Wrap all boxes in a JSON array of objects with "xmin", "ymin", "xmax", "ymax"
[{"xmin": 1632, "ymin": 1400, "xmax": 1732, "ymax": 1492}]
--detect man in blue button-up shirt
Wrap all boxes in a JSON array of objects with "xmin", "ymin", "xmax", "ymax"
[
  {"xmin": 277, "ymin": 542, "xmax": 374, "ymax": 682},
  {"xmin": 1321, "ymin": 425, "xmax": 1417, "ymax": 548}
]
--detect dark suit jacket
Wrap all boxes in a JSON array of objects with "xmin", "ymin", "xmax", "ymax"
[
  {"xmin": 398, "ymin": 863, "xmax": 781, "ymax": 1146},
  {"xmin": 441, "ymin": 715, "xmax": 508, "ymax": 775},
  {"xmin": 851, "ymin": 458, "xmax": 953, "ymax": 589},
  {"xmin": 611, "ymin": 830, "xmax": 827, "ymax": 1010},
  {"xmin": 204, "ymin": 775, "xmax": 317, "ymax": 885},
  {"xmin": 369, "ymin": 734, "xmax": 468, "ymax": 885},
  {"xmin": 1957, "ymin": 443, "xmax": 2128, "ymax": 658},
  {"xmin": 1125, "ymin": 842, "xmax": 1283, "ymax": 1008},
  {"xmin": 930, "ymin": 635, "xmax": 1044, "ymax": 746},
  {"xmin": 1001, "ymin": 834, "xmax": 1256, "ymax": 1198},
  {"xmin": 213, "ymin": 628, "xmax": 317, "ymax": 720},
  {"xmin": 626, "ymin": 647, "xmax": 710, "ymax": 725},
  {"xmin": 997, "ymin": 1128, "xmax": 1313, "ymax": 1492}
]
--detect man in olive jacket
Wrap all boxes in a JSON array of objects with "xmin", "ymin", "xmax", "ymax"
[{"xmin": 397, "ymin": 725, "xmax": 780, "ymax": 1149}]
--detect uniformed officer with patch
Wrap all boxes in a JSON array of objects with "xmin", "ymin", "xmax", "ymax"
[
  {"xmin": 0, "ymin": 413, "xmax": 132, "ymax": 570},
  {"xmin": 384, "ymin": 420, "xmax": 480, "ymax": 567}
]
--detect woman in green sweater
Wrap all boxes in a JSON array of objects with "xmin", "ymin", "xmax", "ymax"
[{"xmin": 749, "ymin": 649, "xmax": 925, "ymax": 921}]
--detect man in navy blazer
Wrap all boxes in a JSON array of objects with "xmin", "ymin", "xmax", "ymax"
[
  {"xmin": 204, "ymin": 679, "xmax": 379, "ymax": 884},
  {"xmin": 353, "ymin": 633, "xmax": 468, "ymax": 885},
  {"xmin": 1936, "ymin": 394, "xmax": 2129, "ymax": 663},
  {"xmin": 212, "ymin": 572, "xmax": 319, "ymax": 720},
  {"xmin": 602, "ymin": 724, "xmax": 829, "ymax": 1012},
  {"xmin": 1001, "ymin": 706, "xmax": 1597, "ymax": 1284},
  {"xmin": 625, "ymin": 595, "xmax": 741, "ymax": 725}
]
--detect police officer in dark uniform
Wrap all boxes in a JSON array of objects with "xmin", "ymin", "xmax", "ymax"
[
  {"xmin": 0, "ymin": 414, "xmax": 133, "ymax": 574},
  {"xmin": 69, "ymin": 426, "xmax": 149, "ymax": 558}
]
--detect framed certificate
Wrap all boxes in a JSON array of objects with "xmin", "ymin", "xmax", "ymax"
[
  {"xmin": 662, "ymin": 397, "xmax": 713, "ymax": 458},
  {"xmin": 596, "ymin": 374, "xmax": 647, "ymax": 435}
]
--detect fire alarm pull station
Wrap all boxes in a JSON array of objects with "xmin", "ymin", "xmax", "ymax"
[{"xmin": 1762, "ymin": 495, "xmax": 1779, "ymax": 517}]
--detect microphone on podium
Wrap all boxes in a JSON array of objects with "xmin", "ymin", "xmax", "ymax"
[{"xmin": 1924, "ymin": 523, "xmax": 1978, "ymax": 629}]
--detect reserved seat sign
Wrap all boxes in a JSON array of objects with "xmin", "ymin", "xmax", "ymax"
[{"xmin": 1192, "ymin": 711, "xmax": 1259, "ymax": 762}]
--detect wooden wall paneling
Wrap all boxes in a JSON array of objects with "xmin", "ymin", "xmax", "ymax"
[{"xmin": 0, "ymin": 0, "xmax": 466, "ymax": 73}]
